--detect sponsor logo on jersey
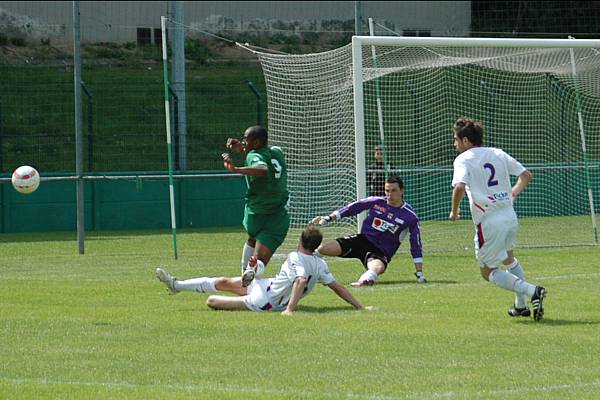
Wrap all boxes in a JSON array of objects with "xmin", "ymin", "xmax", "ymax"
[
  {"xmin": 493, "ymin": 191, "xmax": 511, "ymax": 201},
  {"xmin": 373, "ymin": 204, "xmax": 387, "ymax": 213},
  {"xmin": 487, "ymin": 191, "xmax": 510, "ymax": 202},
  {"xmin": 372, "ymin": 217, "xmax": 399, "ymax": 233}
]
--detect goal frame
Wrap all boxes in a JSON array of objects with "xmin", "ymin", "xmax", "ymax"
[{"xmin": 351, "ymin": 36, "xmax": 600, "ymax": 240}]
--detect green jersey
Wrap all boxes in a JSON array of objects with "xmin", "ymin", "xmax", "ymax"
[{"xmin": 244, "ymin": 146, "xmax": 289, "ymax": 214}]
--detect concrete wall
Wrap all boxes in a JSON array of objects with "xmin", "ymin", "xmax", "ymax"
[{"xmin": 0, "ymin": 1, "xmax": 471, "ymax": 45}]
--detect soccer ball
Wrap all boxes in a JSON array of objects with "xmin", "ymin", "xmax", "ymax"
[{"xmin": 11, "ymin": 165, "xmax": 40, "ymax": 194}]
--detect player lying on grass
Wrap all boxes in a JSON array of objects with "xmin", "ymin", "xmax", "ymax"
[
  {"xmin": 449, "ymin": 117, "xmax": 546, "ymax": 321},
  {"xmin": 156, "ymin": 226, "xmax": 375, "ymax": 315},
  {"xmin": 311, "ymin": 174, "xmax": 426, "ymax": 287}
]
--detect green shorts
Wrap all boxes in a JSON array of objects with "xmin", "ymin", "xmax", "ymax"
[{"xmin": 243, "ymin": 206, "xmax": 290, "ymax": 254}]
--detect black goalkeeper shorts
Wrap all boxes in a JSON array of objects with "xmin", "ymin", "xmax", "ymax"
[{"xmin": 335, "ymin": 234, "xmax": 388, "ymax": 269}]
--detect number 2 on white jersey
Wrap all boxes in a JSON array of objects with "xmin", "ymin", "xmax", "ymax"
[{"xmin": 483, "ymin": 163, "xmax": 498, "ymax": 187}]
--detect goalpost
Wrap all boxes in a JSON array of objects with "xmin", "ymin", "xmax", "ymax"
[{"xmin": 250, "ymin": 36, "xmax": 600, "ymax": 257}]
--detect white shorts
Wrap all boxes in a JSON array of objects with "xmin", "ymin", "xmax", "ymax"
[
  {"xmin": 243, "ymin": 278, "xmax": 285, "ymax": 312},
  {"xmin": 473, "ymin": 207, "xmax": 518, "ymax": 268}
]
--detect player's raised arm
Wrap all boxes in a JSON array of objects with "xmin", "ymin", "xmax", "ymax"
[
  {"xmin": 222, "ymin": 152, "xmax": 237, "ymax": 173},
  {"xmin": 310, "ymin": 214, "xmax": 336, "ymax": 226},
  {"xmin": 225, "ymin": 137, "xmax": 244, "ymax": 153},
  {"xmin": 221, "ymin": 152, "xmax": 267, "ymax": 176}
]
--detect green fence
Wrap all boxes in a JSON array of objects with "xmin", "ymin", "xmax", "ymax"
[
  {"xmin": 1, "ymin": 164, "xmax": 598, "ymax": 234},
  {"xmin": 0, "ymin": 174, "xmax": 246, "ymax": 233}
]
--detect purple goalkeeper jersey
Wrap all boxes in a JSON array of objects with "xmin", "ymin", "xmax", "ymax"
[{"xmin": 334, "ymin": 196, "xmax": 423, "ymax": 262}]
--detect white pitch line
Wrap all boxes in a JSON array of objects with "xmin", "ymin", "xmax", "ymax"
[
  {"xmin": 1, "ymin": 376, "xmax": 599, "ymax": 399},
  {"xmin": 429, "ymin": 380, "xmax": 600, "ymax": 399},
  {"xmin": 0, "ymin": 376, "xmax": 398, "ymax": 399},
  {"xmin": 370, "ymin": 271, "xmax": 600, "ymax": 292}
]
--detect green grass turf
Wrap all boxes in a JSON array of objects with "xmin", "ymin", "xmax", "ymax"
[{"xmin": 1, "ymin": 227, "xmax": 599, "ymax": 399}]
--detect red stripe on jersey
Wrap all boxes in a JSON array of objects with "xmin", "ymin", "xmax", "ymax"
[
  {"xmin": 476, "ymin": 223, "xmax": 485, "ymax": 248},
  {"xmin": 474, "ymin": 203, "xmax": 486, "ymax": 213}
]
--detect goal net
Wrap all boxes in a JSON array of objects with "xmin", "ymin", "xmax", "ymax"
[{"xmin": 251, "ymin": 36, "xmax": 600, "ymax": 256}]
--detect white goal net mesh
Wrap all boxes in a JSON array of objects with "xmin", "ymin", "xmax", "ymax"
[{"xmin": 253, "ymin": 40, "xmax": 600, "ymax": 257}]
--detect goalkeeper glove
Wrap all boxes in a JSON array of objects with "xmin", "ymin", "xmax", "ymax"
[{"xmin": 311, "ymin": 215, "xmax": 332, "ymax": 226}]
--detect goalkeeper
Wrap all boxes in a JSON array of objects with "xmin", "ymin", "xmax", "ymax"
[
  {"xmin": 221, "ymin": 126, "xmax": 290, "ymax": 287},
  {"xmin": 311, "ymin": 174, "xmax": 426, "ymax": 286}
]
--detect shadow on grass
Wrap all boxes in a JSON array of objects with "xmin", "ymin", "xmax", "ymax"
[
  {"xmin": 374, "ymin": 279, "xmax": 461, "ymax": 286},
  {"xmin": 296, "ymin": 305, "xmax": 368, "ymax": 314},
  {"xmin": 170, "ymin": 303, "xmax": 362, "ymax": 314},
  {"xmin": 173, "ymin": 305, "xmax": 363, "ymax": 314},
  {"xmin": 0, "ymin": 232, "xmax": 79, "ymax": 243},
  {"xmin": 0, "ymin": 227, "xmax": 245, "ymax": 243},
  {"xmin": 515, "ymin": 318, "xmax": 600, "ymax": 326}
]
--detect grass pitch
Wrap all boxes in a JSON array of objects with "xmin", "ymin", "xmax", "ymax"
[{"xmin": 1, "ymin": 227, "xmax": 599, "ymax": 399}]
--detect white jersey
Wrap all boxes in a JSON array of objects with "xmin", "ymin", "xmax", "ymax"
[
  {"xmin": 265, "ymin": 251, "xmax": 335, "ymax": 309},
  {"xmin": 452, "ymin": 147, "xmax": 526, "ymax": 225}
]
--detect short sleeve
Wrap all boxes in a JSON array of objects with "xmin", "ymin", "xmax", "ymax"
[
  {"xmin": 452, "ymin": 156, "xmax": 468, "ymax": 187},
  {"xmin": 501, "ymin": 150, "xmax": 526, "ymax": 177},
  {"xmin": 246, "ymin": 151, "xmax": 268, "ymax": 168},
  {"xmin": 318, "ymin": 260, "xmax": 335, "ymax": 285},
  {"xmin": 286, "ymin": 253, "xmax": 306, "ymax": 279}
]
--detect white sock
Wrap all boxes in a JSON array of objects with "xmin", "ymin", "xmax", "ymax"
[
  {"xmin": 241, "ymin": 243, "xmax": 255, "ymax": 273},
  {"xmin": 174, "ymin": 277, "xmax": 217, "ymax": 293},
  {"xmin": 252, "ymin": 259, "xmax": 266, "ymax": 278},
  {"xmin": 506, "ymin": 259, "xmax": 528, "ymax": 308},
  {"xmin": 489, "ymin": 269, "xmax": 536, "ymax": 297},
  {"xmin": 358, "ymin": 269, "xmax": 378, "ymax": 284},
  {"xmin": 513, "ymin": 278, "xmax": 536, "ymax": 298}
]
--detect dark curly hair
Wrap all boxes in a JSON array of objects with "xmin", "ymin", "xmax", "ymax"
[{"xmin": 453, "ymin": 117, "xmax": 484, "ymax": 146}]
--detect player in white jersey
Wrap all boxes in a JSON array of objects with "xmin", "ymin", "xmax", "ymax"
[
  {"xmin": 449, "ymin": 117, "xmax": 547, "ymax": 321},
  {"xmin": 155, "ymin": 226, "xmax": 374, "ymax": 315}
]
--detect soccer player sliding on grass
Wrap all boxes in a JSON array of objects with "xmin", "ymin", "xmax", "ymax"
[
  {"xmin": 449, "ymin": 117, "xmax": 547, "ymax": 321},
  {"xmin": 156, "ymin": 226, "xmax": 375, "ymax": 315},
  {"xmin": 311, "ymin": 174, "xmax": 426, "ymax": 287}
]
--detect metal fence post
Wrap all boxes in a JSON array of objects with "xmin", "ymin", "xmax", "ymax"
[
  {"xmin": 245, "ymin": 80, "xmax": 262, "ymax": 126},
  {"xmin": 81, "ymin": 81, "xmax": 94, "ymax": 171}
]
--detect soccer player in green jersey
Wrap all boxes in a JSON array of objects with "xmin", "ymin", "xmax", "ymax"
[{"xmin": 222, "ymin": 126, "xmax": 290, "ymax": 287}]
